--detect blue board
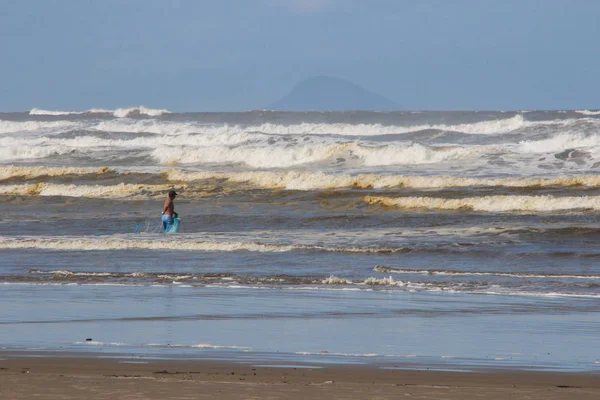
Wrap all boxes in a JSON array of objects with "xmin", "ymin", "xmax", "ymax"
[{"xmin": 167, "ymin": 217, "xmax": 180, "ymax": 233}]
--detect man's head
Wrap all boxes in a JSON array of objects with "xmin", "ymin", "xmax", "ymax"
[{"xmin": 168, "ymin": 190, "xmax": 177, "ymax": 199}]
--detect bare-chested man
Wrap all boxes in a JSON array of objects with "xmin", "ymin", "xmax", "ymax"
[{"xmin": 162, "ymin": 190, "xmax": 178, "ymax": 232}]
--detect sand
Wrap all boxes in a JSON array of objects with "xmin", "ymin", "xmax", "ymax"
[{"xmin": 0, "ymin": 355, "xmax": 599, "ymax": 400}]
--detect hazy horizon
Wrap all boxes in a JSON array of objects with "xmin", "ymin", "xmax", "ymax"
[{"xmin": 1, "ymin": 0, "xmax": 599, "ymax": 112}]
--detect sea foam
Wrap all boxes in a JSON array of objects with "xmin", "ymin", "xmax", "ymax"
[
  {"xmin": 575, "ymin": 110, "xmax": 600, "ymax": 116},
  {"xmin": 29, "ymin": 106, "xmax": 170, "ymax": 118},
  {"xmin": 0, "ymin": 236, "xmax": 403, "ymax": 253},
  {"xmin": 364, "ymin": 195, "xmax": 600, "ymax": 213},
  {"xmin": 151, "ymin": 142, "xmax": 478, "ymax": 168},
  {"xmin": 166, "ymin": 170, "xmax": 600, "ymax": 191},
  {"xmin": 0, "ymin": 183, "xmax": 177, "ymax": 198},
  {"xmin": 373, "ymin": 266, "xmax": 600, "ymax": 280},
  {"xmin": 3, "ymin": 167, "xmax": 600, "ymax": 194},
  {"xmin": 96, "ymin": 116, "xmax": 527, "ymax": 136},
  {"xmin": 0, "ymin": 166, "xmax": 113, "ymax": 181},
  {"xmin": 519, "ymin": 132, "xmax": 600, "ymax": 154},
  {"xmin": 0, "ymin": 120, "xmax": 79, "ymax": 134}
]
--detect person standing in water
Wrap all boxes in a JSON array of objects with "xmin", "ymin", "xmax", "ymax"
[{"xmin": 162, "ymin": 190, "xmax": 178, "ymax": 232}]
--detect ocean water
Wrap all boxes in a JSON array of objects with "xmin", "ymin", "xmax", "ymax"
[{"xmin": 1, "ymin": 107, "xmax": 600, "ymax": 371}]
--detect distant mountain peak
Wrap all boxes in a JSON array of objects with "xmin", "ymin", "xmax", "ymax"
[{"xmin": 269, "ymin": 76, "xmax": 398, "ymax": 111}]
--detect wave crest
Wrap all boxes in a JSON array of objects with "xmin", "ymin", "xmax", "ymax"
[
  {"xmin": 152, "ymin": 142, "xmax": 477, "ymax": 168},
  {"xmin": 0, "ymin": 183, "xmax": 178, "ymax": 198},
  {"xmin": 0, "ymin": 120, "xmax": 78, "ymax": 134},
  {"xmin": 575, "ymin": 110, "xmax": 600, "ymax": 116},
  {"xmin": 0, "ymin": 236, "xmax": 404, "ymax": 254},
  {"xmin": 166, "ymin": 170, "xmax": 600, "ymax": 191},
  {"xmin": 519, "ymin": 133, "xmax": 600, "ymax": 154},
  {"xmin": 3, "ymin": 167, "xmax": 600, "ymax": 193},
  {"xmin": 364, "ymin": 195, "xmax": 600, "ymax": 213},
  {"xmin": 29, "ymin": 106, "xmax": 170, "ymax": 118},
  {"xmin": 0, "ymin": 166, "xmax": 113, "ymax": 181},
  {"xmin": 373, "ymin": 266, "xmax": 600, "ymax": 280}
]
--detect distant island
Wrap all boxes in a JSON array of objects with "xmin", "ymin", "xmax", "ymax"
[{"xmin": 268, "ymin": 76, "xmax": 398, "ymax": 111}]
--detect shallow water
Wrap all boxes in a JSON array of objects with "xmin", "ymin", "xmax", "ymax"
[{"xmin": 1, "ymin": 108, "xmax": 600, "ymax": 371}]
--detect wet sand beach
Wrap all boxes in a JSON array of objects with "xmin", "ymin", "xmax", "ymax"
[{"xmin": 1, "ymin": 355, "xmax": 599, "ymax": 400}]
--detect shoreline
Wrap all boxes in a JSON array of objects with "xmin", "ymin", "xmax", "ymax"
[{"xmin": 1, "ymin": 353, "xmax": 599, "ymax": 400}]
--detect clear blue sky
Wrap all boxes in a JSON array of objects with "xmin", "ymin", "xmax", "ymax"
[{"xmin": 1, "ymin": 0, "xmax": 598, "ymax": 111}]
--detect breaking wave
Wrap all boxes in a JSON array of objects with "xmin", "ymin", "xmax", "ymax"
[
  {"xmin": 222, "ymin": 115, "xmax": 528, "ymax": 135},
  {"xmin": 0, "ymin": 131, "xmax": 267, "ymax": 162},
  {"xmin": 3, "ymin": 166, "xmax": 600, "ymax": 193},
  {"xmin": 0, "ymin": 120, "xmax": 79, "ymax": 134},
  {"xmin": 5, "ymin": 114, "xmax": 597, "ymax": 141},
  {"xmin": 152, "ymin": 142, "xmax": 479, "ymax": 168},
  {"xmin": 0, "ymin": 143, "xmax": 74, "ymax": 161},
  {"xmin": 29, "ymin": 106, "xmax": 171, "ymax": 118},
  {"xmin": 92, "ymin": 116, "xmax": 529, "ymax": 136},
  {"xmin": 575, "ymin": 110, "xmax": 600, "ymax": 116},
  {"xmin": 29, "ymin": 108, "xmax": 111, "ymax": 116},
  {"xmin": 0, "ymin": 183, "xmax": 178, "ymax": 198},
  {"xmin": 109, "ymin": 115, "xmax": 527, "ymax": 136},
  {"xmin": 0, "ymin": 133, "xmax": 480, "ymax": 166},
  {"xmin": 166, "ymin": 170, "xmax": 600, "ymax": 190},
  {"xmin": 373, "ymin": 266, "xmax": 600, "ymax": 280},
  {"xmin": 13, "ymin": 270, "xmax": 598, "ymax": 298},
  {"xmin": 519, "ymin": 133, "xmax": 600, "ymax": 154},
  {"xmin": 0, "ymin": 166, "xmax": 114, "ymax": 181},
  {"xmin": 15, "ymin": 113, "xmax": 526, "ymax": 136},
  {"xmin": 113, "ymin": 106, "xmax": 171, "ymax": 118},
  {"xmin": 153, "ymin": 143, "xmax": 350, "ymax": 168},
  {"xmin": 364, "ymin": 195, "xmax": 600, "ymax": 213},
  {"xmin": 0, "ymin": 236, "xmax": 406, "ymax": 253}
]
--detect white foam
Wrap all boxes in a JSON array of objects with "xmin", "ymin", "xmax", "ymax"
[
  {"xmin": 152, "ymin": 141, "xmax": 479, "ymax": 168},
  {"xmin": 166, "ymin": 170, "xmax": 600, "ymax": 190},
  {"xmin": 49, "ymin": 270, "xmax": 114, "ymax": 277},
  {"xmin": 433, "ymin": 115, "xmax": 527, "ymax": 134},
  {"xmin": 0, "ymin": 236, "xmax": 400, "ymax": 253},
  {"xmin": 191, "ymin": 343, "xmax": 252, "ymax": 350},
  {"xmin": 483, "ymin": 290, "xmax": 600, "ymax": 299},
  {"xmin": 295, "ymin": 351, "xmax": 380, "ymax": 357},
  {"xmin": 4, "ymin": 114, "xmax": 591, "ymax": 142},
  {"xmin": 157, "ymin": 274, "xmax": 193, "ymax": 280},
  {"xmin": 74, "ymin": 341, "xmax": 127, "ymax": 346},
  {"xmin": 373, "ymin": 266, "xmax": 600, "ymax": 280},
  {"xmin": 0, "ymin": 182, "xmax": 176, "ymax": 199},
  {"xmin": 0, "ymin": 166, "xmax": 113, "ymax": 181},
  {"xmin": 0, "ymin": 143, "xmax": 73, "ymax": 161},
  {"xmin": 575, "ymin": 110, "xmax": 600, "ymax": 116},
  {"xmin": 0, "ymin": 120, "xmax": 78, "ymax": 134},
  {"xmin": 519, "ymin": 133, "xmax": 600, "ymax": 154},
  {"xmin": 59, "ymin": 114, "xmax": 527, "ymax": 138},
  {"xmin": 215, "ymin": 115, "xmax": 526, "ymax": 135},
  {"xmin": 365, "ymin": 195, "xmax": 600, "ymax": 213},
  {"xmin": 113, "ymin": 106, "xmax": 171, "ymax": 117},
  {"xmin": 4, "ymin": 278, "xmax": 597, "ymax": 298},
  {"xmin": 126, "ymin": 272, "xmax": 149, "ymax": 278},
  {"xmin": 321, "ymin": 275, "xmax": 352, "ymax": 284},
  {"xmin": 363, "ymin": 276, "xmax": 405, "ymax": 286},
  {"xmin": 29, "ymin": 106, "xmax": 170, "ymax": 117},
  {"xmin": 4, "ymin": 175, "xmax": 600, "ymax": 201},
  {"xmin": 29, "ymin": 108, "xmax": 109, "ymax": 116},
  {"xmin": 152, "ymin": 142, "xmax": 351, "ymax": 168},
  {"xmin": 353, "ymin": 143, "xmax": 480, "ymax": 166},
  {"xmin": 0, "ymin": 130, "xmax": 278, "ymax": 163},
  {"xmin": 29, "ymin": 108, "xmax": 79, "ymax": 116}
]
